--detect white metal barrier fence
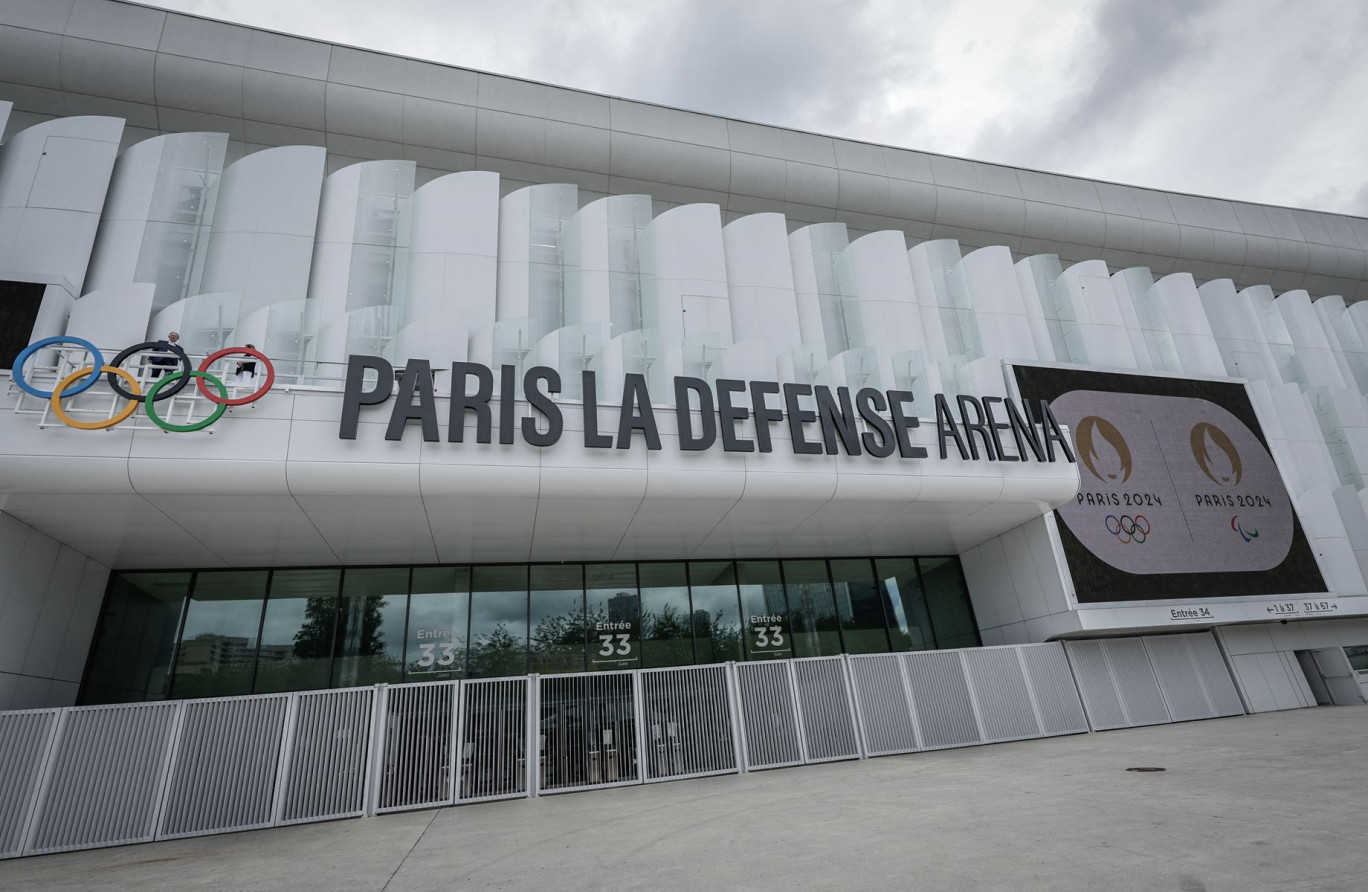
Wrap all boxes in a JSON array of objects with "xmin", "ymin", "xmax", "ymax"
[
  {"xmin": 845, "ymin": 644, "xmax": 1091, "ymax": 755},
  {"xmin": 640, "ymin": 664, "xmax": 739, "ymax": 782},
  {"xmin": 1063, "ymin": 632, "xmax": 1245, "ymax": 731},
  {"xmin": 0, "ymin": 637, "xmax": 1241, "ymax": 859}
]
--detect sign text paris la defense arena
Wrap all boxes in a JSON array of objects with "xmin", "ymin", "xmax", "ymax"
[{"xmin": 338, "ymin": 354, "xmax": 1077, "ymax": 466}]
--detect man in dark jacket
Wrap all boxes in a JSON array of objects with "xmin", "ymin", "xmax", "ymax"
[{"xmin": 149, "ymin": 331, "xmax": 181, "ymax": 378}]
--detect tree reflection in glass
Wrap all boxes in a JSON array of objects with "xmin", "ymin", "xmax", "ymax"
[
  {"xmin": 639, "ymin": 563, "xmax": 693, "ymax": 667},
  {"xmin": 529, "ymin": 565, "xmax": 586, "ymax": 674},
  {"xmin": 688, "ymin": 561, "xmax": 744, "ymax": 664},
  {"xmin": 253, "ymin": 569, "xmax": 341, "ymax": 694},
  {"xmin": 333, "ymin": 568, "xmax": 408, "ymax": 687},
  {"xmin": 469, "ymin": 566, "xmax": 529, "ymax": 679}
]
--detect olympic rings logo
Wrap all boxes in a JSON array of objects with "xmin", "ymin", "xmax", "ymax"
[
  {"xmin": 1104, "ymin": 514, "xmax": 1150, "ymax": 544},
  {"xmin": 13, "ymin": 336, "xmax": 275, "ymax": 432}
]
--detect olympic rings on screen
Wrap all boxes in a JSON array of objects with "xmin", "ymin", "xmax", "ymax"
[
  {"xmin": 1104, "ymin": 514, "xmax": 1151, "ymax": 544},
  {"xmin": 14, "ymin": 338, "xmax": 274, "ymax": 432}
]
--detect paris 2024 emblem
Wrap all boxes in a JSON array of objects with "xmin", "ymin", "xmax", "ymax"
[{"xmin": 1051, "ymin": 392, "xmax": 1292, "ymax": 574}]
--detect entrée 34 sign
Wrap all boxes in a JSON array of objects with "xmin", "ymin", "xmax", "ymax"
[{"xmin": 339, "ymin": 355, "xmax": 1076, "ymax": 464}]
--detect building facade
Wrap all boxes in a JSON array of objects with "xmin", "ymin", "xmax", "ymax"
[{"xmin": 2, "ymin": 0, "xmax": 1368, "ymax": 723}]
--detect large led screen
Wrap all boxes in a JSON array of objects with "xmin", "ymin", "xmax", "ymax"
[{"xmin": 1012, "ymin": 365, "xmax": 1326, "ymax": 604}]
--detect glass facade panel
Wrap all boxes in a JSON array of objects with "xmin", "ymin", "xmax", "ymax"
[
  {"xmin": 876, "ymin": 559, "xmax": 935, "ymax": 652},
  {"xmin": 639, "ymin": 562, "xmax": 693, "ymax": 667},
  {"xmin": 406, "ymin": 566, "xmax": 470, "ymax": 681},
  {"xmin": 529, "ymin": 565, "xmax": 585, "ymax": 674},
  {"xmin": 253, "ymin": 569, "xmax": 341, "ymax": 694},
  {"xmin": 171, "ymin": 570, "xmax": 267, "ymax": 698},
  {"xmin": 81, "ymin": 572, "xmax": 191, "ymax": 704},
  {"xmin": 920, "ymin": 557, "xmax": 980, "ymax": 649},
  {"xmin": 688, "ymin": 562, "xmax": 743, "ymax": 664},
  {"xmin": 586, "ymin": 564, "xmax": 640, "ymax": 670},
  {"xmin": 781, "ymin": 560, "xmax": 843, "ymax": 658},
  {"xmin": 829, "ymin": 559, "xmax": 890, "ymax": 654},
  {"xmin": 469, "ymin": 566, "xmax": 529, "ymax": 679},
  {"xmin": 737, "ymin": 561, "xmax": 791, "ymax": 660},
  {"xmin": 332, "ymin": 568, "xmax": 408, "ymax": 688},
  {"xmin": 82, "ymin": 555, "xmax": 976, "ymax": 703}
]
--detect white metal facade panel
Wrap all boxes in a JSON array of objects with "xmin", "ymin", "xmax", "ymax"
[
  {"xmin": 1142, "ymin": 634, "xmax": 1221, "ymax": 722},
  {"xmin": 961, "ymin": 647, "xmax": 1041, "ymax": 743},
  {"xmin": 1018, "ymin": 643, "xmax": 1089, "ymax": 735},
  {"xmin": 847, "ymin": 653, "xmax": 920, "ymax": 755},
  {"xmin": 1104, "ymin": 638, "xmax": 1173, "ymax": 727},
  {"xmin": 791, "ymin": 657, "xmax": 860, "ymax": 763},
  {"xmin": 157, "ymin": 695, "xmax": 288, "ymax": 839},
  {"xmin": 1066, "ymin": 633, "xmax": 1244, "ymax": 730},
  {"xmin": 734, "ymin": 661, "xmax": 803, "ymax": 769},
  {"xmin": 903, "ymin": 651, "xmax": 982, "ymax": 749},
  {"xmin": 27, "ymin": 702, "xmax": 179, "ymax": 855},
  {"xmin": 278, "ymin": 689, "xmax": 374, "ymax": 825},
  {"xmin": 1143, "ymin": 634, "xmax": 1215, "ymax": 721},
  {"xmin": 640, "ymin": 665, "xmax": 738, "ymax": 782},
  {"xmin": 375, "ymin": 681, "xmax": 459, "ymax": 814},
  {"xmin": 537, "ymin": 671, "xmax": 640, "ymax": 794},
  {"xmin": 0, "ymin": 709, "xmax": 58, "ymax": 858},
  {"xmin": 1187, "ymin": 634, "xmax": 1247, "ymax": 718},
  {"xmin": 1063, "ymin": 640, "xmax": 1130, "ymax": 730},
  {"xmin": 457, "ymin": 677, "xmax": 529, "ymax": 802}
]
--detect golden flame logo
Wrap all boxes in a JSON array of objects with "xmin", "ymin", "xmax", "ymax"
[
  {"xmin": 1076, "ymin": 416, "xmax": 1131, "ymax": 484},
  {"xmin": 1190, "ymin": 422, "xmax": 1241, "ymax": 486}
]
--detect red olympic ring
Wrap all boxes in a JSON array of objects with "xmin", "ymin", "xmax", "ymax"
[{"xmin": 196, "ymin": 347, "xmax": 275, "ymax": 406}]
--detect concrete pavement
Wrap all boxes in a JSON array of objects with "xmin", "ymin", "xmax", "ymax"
[{"xmin": 2, "ymin": 705, "xmax": 1364, "ymax": 892}]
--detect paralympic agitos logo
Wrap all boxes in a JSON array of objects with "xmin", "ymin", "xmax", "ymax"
[{"xmin": 13, "ymin": 336, "xmax": 275, "ymax": 431}]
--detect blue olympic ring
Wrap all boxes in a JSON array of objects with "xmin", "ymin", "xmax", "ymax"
[
  {"xmin": 1104, "ymin": 514, "xmax": 1150, "ymax": 544},
  {"xmin": 11, "ymin": 336, "xmax": 105, "ymax": 399}
]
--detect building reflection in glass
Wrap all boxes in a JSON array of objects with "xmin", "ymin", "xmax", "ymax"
[{"xmin": 82, "ymin": 557, "xmax": 979, "ymax": 704}]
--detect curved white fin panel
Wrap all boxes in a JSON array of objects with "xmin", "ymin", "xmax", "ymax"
[
  {"xmin": 67, "ymin": 282, "xmax": 155, "ymax": 348},
  {"xmin": 306, "ymin": 159, "xmax": 415, "ymax": 364},
  {"xmin": 0, "ymin": 116, "xmax": 124, "ymax": 292},
  {"xmin": 199, "ymin": 145, "xmax": 326, "ymax": 330},
  {"xmin": 85, "ymin": 131, "xmax": 228, "ymax": 311},
  {"xmin": 395, "ymin": 170, "xmax": 500, "ymax": 373}
]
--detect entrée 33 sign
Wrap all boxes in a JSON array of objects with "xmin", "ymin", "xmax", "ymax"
[{"xmin": 14, "ymin": 337, "xmax": 274, "ymax": 432}]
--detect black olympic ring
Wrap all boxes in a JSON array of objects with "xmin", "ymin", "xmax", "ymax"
[
  {"xmin": 105, "ymin": 341, "xmax": 193, "ymax": 401},
  {"xmin": 1104, "ymin": 514, "xmax": 1150, "ymax": 544}
]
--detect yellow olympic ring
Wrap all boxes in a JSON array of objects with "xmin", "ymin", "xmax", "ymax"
[{"xmin": 49, "ymin": 365, "xmax": 142, "ymax": 430}]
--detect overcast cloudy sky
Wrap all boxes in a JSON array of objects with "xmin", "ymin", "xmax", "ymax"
[{"xmin": 143, "ymin": 0, "xmax": 1368, "ymax": 215}]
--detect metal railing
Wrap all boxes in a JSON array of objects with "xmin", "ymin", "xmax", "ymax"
[
  {"xmin": 0, "ymin": 635, "xmax": 1244, "ymax": 859},
  {"xmin": 4, "ymin": 345, "xmax": 354, "ymax": 431}
]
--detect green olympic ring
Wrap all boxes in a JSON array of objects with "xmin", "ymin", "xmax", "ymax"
[{"xmin": 144, "ymin": 371, "xmax": 228, "ymax": 432}]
